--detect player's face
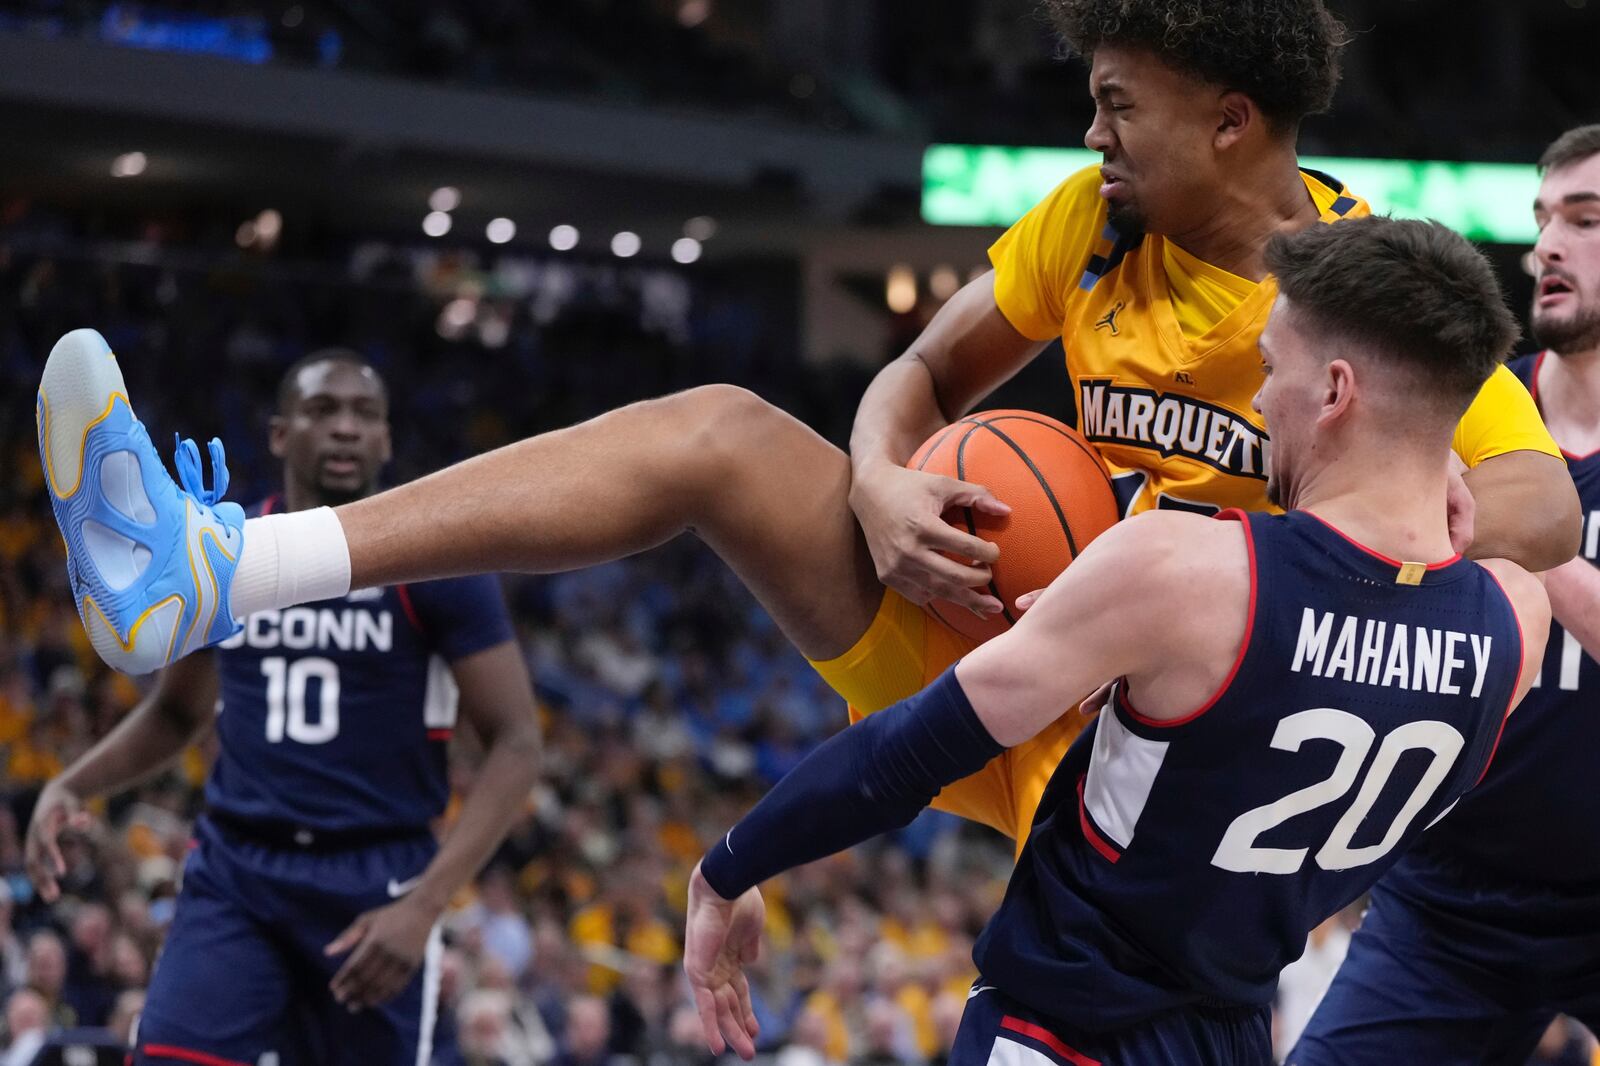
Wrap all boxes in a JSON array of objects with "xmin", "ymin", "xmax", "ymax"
[
  {"xmin": 1253, "ymin": 299, "xmax": 1322, "ymax": 509},
  {"xmin": 1083, "ymin": 45, "xmax": 1227, "ymax": 237},
  {"xmin": 270, "ymin": 361, "xmax": 391, "ymax": 505},
  {"xmin": 1532, "ymin": 153, "xmax": 1600, "ymax": 356}
]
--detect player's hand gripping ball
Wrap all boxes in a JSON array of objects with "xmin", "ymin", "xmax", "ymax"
[{"xmin": 909, "ymin": 410, "xmax": 1119, "ymax": 642}]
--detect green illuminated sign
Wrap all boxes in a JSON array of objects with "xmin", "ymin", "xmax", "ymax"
[{"xmin": 922, "ymin": 144, "xmax": 1542, "ymax": 244}]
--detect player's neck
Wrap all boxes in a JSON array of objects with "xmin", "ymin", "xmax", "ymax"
[
  {"xmin": 1165, "ymin": 151, "xmax": 1316, "ymax": 281},
  {"xmin": 1540, "ymin": 346, "xmax": 1600, "ymax": 454},
  {"xmin": 1291, "ymin": 450, "xmax": 1457, "ymax": 564}
]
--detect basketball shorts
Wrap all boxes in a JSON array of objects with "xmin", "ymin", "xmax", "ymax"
[
  {"xmin": 136, "ymin": 817, "xmax": 442, "ymax": 1066},
  {"xmin": 809, "ymin": 588, "xmax": 1093, "ymax": 851},
  {"xmin": 954, "ymin": 982, "xmax": 1272, "ymax": 1066},
  {"xmin": 1289, "ymin": 873, "xmax": 1600, "ymax": 1066}
]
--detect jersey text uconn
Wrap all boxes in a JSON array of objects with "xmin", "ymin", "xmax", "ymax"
[{"xmin": 218, "ymin": 608, "xmax": 395, "ymax": 653}]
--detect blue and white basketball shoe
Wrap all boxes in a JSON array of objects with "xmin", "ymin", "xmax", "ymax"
[{"xmin": 36, "ymin": 329, "xmax": 244, "ymax": 675}]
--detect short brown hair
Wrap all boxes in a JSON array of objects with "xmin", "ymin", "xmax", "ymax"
[
  {"xmin": 1041, "ymin": 0, "xmax": 1350, "ymax": 130},
  {"xmin": 1540, "ymin": 125, "xmax": 1600, "ymax": 174},
  {"xmin": 1265, "ymin": 218, "xmax": 1517, "ymax": 411}
]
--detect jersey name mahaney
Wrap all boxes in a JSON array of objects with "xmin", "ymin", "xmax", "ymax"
[{"xmin": 1291, "ymin": 608, "xmax": 1495, "ymax": 697}]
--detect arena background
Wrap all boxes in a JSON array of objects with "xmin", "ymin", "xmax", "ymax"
[{"xmin": 0, "ymin": 1, "xmax": 1595, "ymax": 1063}]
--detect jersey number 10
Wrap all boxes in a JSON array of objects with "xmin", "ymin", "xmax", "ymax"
[
  {"xmin": 1211, "ymin": 708, "xmax": 1465, "ymax": 875},
  {"xmin": 260, "ymin": 657, "xmax": 341, "ymax": 744}
]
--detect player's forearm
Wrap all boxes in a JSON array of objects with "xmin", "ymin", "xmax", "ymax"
[
  {"xmin": 407, "ymin": 723, "xmax": 541, "ymax": 915},
  {"xmin": 1463, "ymin": 453, "xmax": 1581, "ymax": 571},
  {"xmin": 849, "ymin": 354, "xmax": 955, "ymax": 475},
  {"xmin": 55, "ymin": 698, "xmax": 209, "ymax": 800},
  {"xmin": 1545, "ymin": 557, "xmax": 1600, "ymax": 660},
  {"xmin": 699, "ymin": 669, "xmax": 1003, "ymax": 900}
]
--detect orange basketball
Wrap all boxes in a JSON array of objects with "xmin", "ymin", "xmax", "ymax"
[{"xmin": 908, "ymin": 409, "xmax": 1120, "ymax": 643}]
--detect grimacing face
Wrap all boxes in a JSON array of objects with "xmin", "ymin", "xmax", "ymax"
[
  {"xmin": 1532, "ymin": 152, "xmax": 1600, "ymax": 357},
  {"xmin": 270, "ymin": 360, "xmax": 391, "ymax": 506},
  {"xmin": 1084, "ymin": 45, "xmax": 1237, "ymax": 238}
]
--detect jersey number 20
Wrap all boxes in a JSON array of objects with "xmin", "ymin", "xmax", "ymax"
[
  {"xmin": 1212, "ymin": 708, "xmax": 1464, "ymax": 875},
  {"xmin": 260, "ymin": 657, "xmax": 340, "ymax": 744}
]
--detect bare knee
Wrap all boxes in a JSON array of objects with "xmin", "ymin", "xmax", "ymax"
[{"xmin": 647, "ymin": 384, "xmax": 797, "ymax": 493}]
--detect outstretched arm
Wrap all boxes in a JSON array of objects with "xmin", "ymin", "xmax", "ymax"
[
  {"xmin": 685, "ymin": 513, "xmax": 1247, "ymax": 1057},
  {"xmin": 26, "ymin": 652, "xmax": 217, "ymax": 901}
]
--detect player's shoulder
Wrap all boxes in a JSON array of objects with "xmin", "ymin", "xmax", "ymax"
[
  {"xmin": 1024, "ymin": 165, "xmax": 1109, "ymax": 229},
  {"xmin": 1086, "ymin": 510, "xmax": 1250, "ymax": 599}
]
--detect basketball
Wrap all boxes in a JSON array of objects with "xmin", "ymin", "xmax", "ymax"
[{"xmin": 909, "ymin": 410, "xmax": 1120, "ymax": 643}]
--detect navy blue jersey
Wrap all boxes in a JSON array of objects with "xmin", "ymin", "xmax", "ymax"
[
  {"xmin": 975, "ymin": 509, "xmax": 1524, "ymax": 1032},
  {"xmin": 1389, "ymin": 352, "xmax": 1600, "ymax": 889},
  {"xmin": 206, "ymin": 498, "xmax": 515, "ymax": 834}
]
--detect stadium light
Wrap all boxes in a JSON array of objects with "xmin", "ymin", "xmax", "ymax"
[
  {"xmin": 423, "ymin": 211, "xmax": 452, "ymax": 237},
  {"xmin": 886, "ymin": 265, "xmax": 917, "ymax": 313},
  {"xmin": 684, "ymin": 216, "xmax": 718, "ymax": 241},
  {"xmin": 486, "ymin": 218, "xmax": 516, "ymax": 244},
  {"xmin": 611, "ymin": 232, "xmax": 641, "ymax": 258},
  {"xmin": 549, "ymin": 225, "xmax": 579, "ymax": 251},
  {"xmin": 921, "ymin": 145, "xmax": 1543, "ymax": 244},
  {"xmin": 671, "ymin": 238, "xmax": 702, "ymax": 264},
  {"xmin": 111, "ymin": 152, "xmax": 147, "ymax": 178},
  {"xmin": 429, "ymin": 186, "xmax": 461, "ymax": 213}
]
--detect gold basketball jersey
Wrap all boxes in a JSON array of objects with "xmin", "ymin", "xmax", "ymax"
[{"xmin": 988, "ymin": 165, "xmax": 1557, "ymax": 517}]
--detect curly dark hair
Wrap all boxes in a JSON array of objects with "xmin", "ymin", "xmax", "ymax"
[
  {"xmin": 1266, "ymin": 217, "xmax": 1517, "ymax": 413},
  {"xmin": 1043, "ymin": 0, "xmax": 1351, "ymax": 129}
]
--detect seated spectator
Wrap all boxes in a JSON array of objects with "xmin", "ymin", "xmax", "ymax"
[
  {"xmin": 441, "ymin": 988, "xmax": 516, "ymax": 1066},
  {"xmin": 25, "ymin": 931, "xmax": 74, "ymax": 1029},
  {"xmin": 1, "ymin": 988, "xmax": 49, "ymax": 1066},
  {"xmin": 553, "ymin": 995, "xmax": 628, "ymax": 1066},
  {"xmin": 776, "ymin": 1007, "xmax": 837, "ymax": 1066},
  {"xmin": 462, "ymin": 867, "xmax": 534, "ymax": 981},
  {"xmin": 62, "ymin": 903, "xmax": 116, "ymax": 1027}
]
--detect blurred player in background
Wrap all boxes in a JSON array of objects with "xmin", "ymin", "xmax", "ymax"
[
  {"xmin": 1291, "ymin": 126, "xmax": 1600, "ymax": 1066},
  {"xmin": 27, "ymin": 351, "xmax": 542, "ymax": 1066},
  {"xmin": 34, "ymin": 0, "xmax": 1576, "ymax": 858},
  {"xmin": 682, "ymin": 218, "xmax": 1549, "ymax": 1066}
]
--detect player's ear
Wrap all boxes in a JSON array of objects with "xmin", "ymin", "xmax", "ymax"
[
  {"xmin": 1318, "ymin": 359, "xmax": 1357, "ymax": 426},
  {"xmin": 1214, "ymin": 91, "xmax": 1254, "ymax": 151},
  {"xmin": 267, "ymin": 415, "xmax": 288, "ymax": 459}
]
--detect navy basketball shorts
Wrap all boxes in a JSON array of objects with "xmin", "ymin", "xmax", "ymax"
[
  {"xmin": 953, "ymin": 981, "xmax": 1272, "ymax": 1066},
  {"xmin": 1290, "ymin": 879, "xmax": 1600, "ymax": 1066},
  {"xmin": 135, "ymin": 817, "xmax": 441, "ymax": 1066}
]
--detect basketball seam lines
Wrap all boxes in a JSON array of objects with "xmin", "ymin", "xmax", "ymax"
[
  {"xmin": 965, "ymin": 416, "xmax": 1082, "ymax": 560},
  {"xmin": 975, "ymin": 413, "xmax": 1111, "ymax": 479},
  {"xmin": 954, "ymin": 423, "xmax": 1014, "ymax": 625}
]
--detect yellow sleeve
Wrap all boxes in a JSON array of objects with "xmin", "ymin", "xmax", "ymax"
[
  {"xmin": 1452, "ymin": 364, "xmax": 1562, "ymax": 467},
  {"xmin": 987, "ymin": 166, "xmax": 1106, "ymax": 342}
]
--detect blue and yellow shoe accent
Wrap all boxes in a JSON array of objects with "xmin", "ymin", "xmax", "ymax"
[{"xmin": 36, "ymin": 328, "xmax": 244, "ymax": 675}]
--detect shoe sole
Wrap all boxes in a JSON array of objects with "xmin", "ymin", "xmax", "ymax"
[
  {"xmin": 38, "ymin": 328, "xmax": 127, "ymax": 501},
  {"xmin": 38, "ymin": 329, "xmax": 192, "ymax": 675}
]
